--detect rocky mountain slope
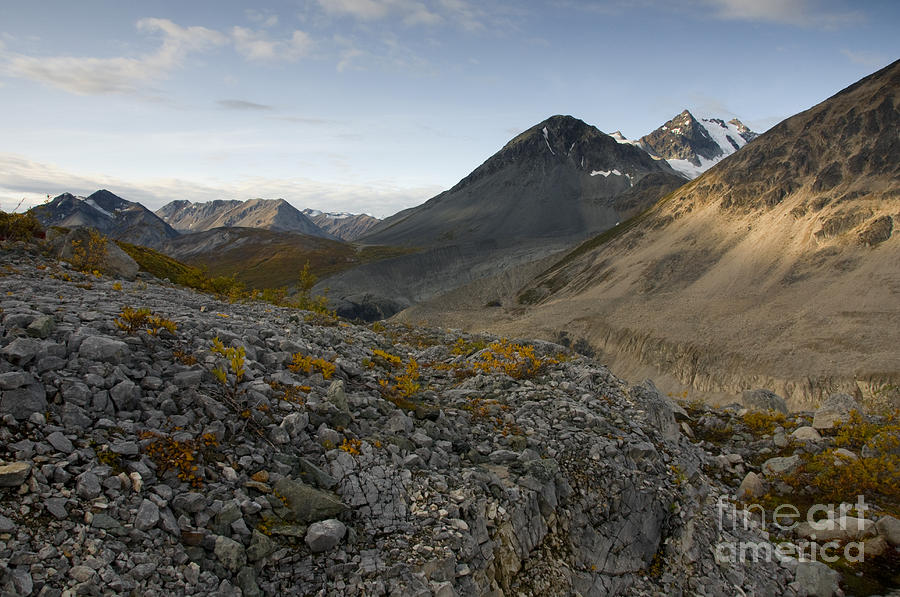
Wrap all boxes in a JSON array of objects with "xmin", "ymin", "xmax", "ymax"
[
  {"xmin": 0, "ymin": 243, "xmax": 823, "ymax": 596},
  {"xmin": 157, "ymin": 199, "xmax": 333, "ymax": 239},
  {"xmin": 636, "ymin": 110, "xmax": 757, "ymax": 178},
  {"xmin": 417, "ymin": 60, "xmax": 900, "ymax": 410},
  {"xmin": 30, "ymin": 190, "xmax": 179, "ymax": 249},
  {"xmin": 320, "ymin": 115, "xmax": 687, "ymax": 319},
  {"xmin": 302, "ymin": 210, "xmax": 381, "ymax": 242}
]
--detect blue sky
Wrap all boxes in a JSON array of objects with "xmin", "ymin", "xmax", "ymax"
[{"xmin": 0, "ymin": 0, "xmax": 897, "ymax": 217}]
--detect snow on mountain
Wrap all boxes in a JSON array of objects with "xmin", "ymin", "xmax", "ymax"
[{"xmin": 637, "ymin": 110, "xmax": 758, "ymax": 179}]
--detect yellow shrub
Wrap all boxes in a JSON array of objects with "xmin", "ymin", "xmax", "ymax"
[{"xmin": 289, "ymin": 352, "xmax": 335, "ymax": 379}]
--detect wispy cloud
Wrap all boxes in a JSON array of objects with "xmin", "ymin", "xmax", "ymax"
[
  {"xmin": 217, "ymin": 99, "xmax": 274, "ymax": 111},
  {"xmin": 0, "ymin": 18, "xmax": 227, "ymax": 95},
  {"xmin": 246, "ymin": 9, "xmax": 280, "ymax": 28},
  {"xmin": 317, "ymin": 0, "xmax": 493, "ymax": 28},
  {"xmin": 231, "ymin": 27, "xmax": 312, "ymax": 62},
  {"xmin": 702, "ymin": 0, "xmax": 865, "ymax": 28},
  {"xmin": 840, "ymin": 48, "xmax": 889, "ymax": 67},
  {"xmin": 0, "ymin": 152, "xmax": 439, "ymax": 218}
]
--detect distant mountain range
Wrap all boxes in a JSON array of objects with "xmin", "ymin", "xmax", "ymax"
[
  {"xmin": 302, "ymin": 209, "xmax": 381, "ymax": 241},
  {"xmin": 156, "ymin": 198, "xmax": 333, "ymax": 239}
]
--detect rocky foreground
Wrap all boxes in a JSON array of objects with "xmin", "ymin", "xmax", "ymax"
[{"xmin": 0, "ymin": 244, "xmax": 895, "ymax": 596}]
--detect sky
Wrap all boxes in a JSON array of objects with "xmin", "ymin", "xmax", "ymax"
[{"xmin": 0, "ymin": 0, "xmax": 897, "ymax": 218}]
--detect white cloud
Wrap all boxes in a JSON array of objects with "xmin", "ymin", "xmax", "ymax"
[
  {"xmin": 840, "ymin": 48, "xmax": 889, "ymax": 68},
  {"xmin": 0, "ymin": 18, "xmax": 227, "ymax": 95},
  {"xmin": 0, "ymin": 152, "xmax": 439, "ymax": 218},
  {"xmin": 319, "ymin": 0, "xmax": 493, "ymax": 28},
  {"xmin": 232, "ymin": 27, "xmax": 312, "ymax": 61},
  {"xmin": 246, "ymin": 9, "xmax": 280, "ymax": 27},
  {"xmin": 702, "ymin": 0, "xmax": 864, "ymax": 28},
  {"xmin": 218, "ymin": 99, "xmax": 274, "ymax": 111}
]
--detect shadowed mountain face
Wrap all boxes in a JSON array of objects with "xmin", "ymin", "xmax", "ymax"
[
  {"xmin": 362, "ymin": 115, "xmax": 686, "ymax": 248},
  {"xmin": 322, "ymin": 116, "xmax": 687, "ymax": 319},
  {"xmin": 487, "ymin": 59, "xmax": 900, "ymax": 407},
  {"xmin": 157, "ymin": 198, "xmax": 333, "ymax": 238},
  {"xmin": 30, "ymin": 190, "xmax": 179, "ymax": 249}
]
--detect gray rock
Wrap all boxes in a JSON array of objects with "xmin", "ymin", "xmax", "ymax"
[
  {"xmin": 26, "ymin": 314, "xmax": 55, "ymax": 339},
  {"xmin": 305, "ymin": 518, "xmax": 347, "ymax": 552},
  {"xmin": 326, "ymin": 380, "xmax": 349, "ymax": 412},
  {"xmin": 796, "ymin": 516, "xmax": 875, "ymax": 542},
  {"xmin": 741, "ymin": 389, "xmax": 788, "ymax": 414},
  {"xmin": 272, "ymin": 477, "xmax": 346, "ymax": 523},
  {"xmin": 0, "ymin": 513, "xmax": 16, "ymax": 532},
  {"xmin": 8, "ymin": 567, "xmax": 33, "ymax": 596},
  {"xmin": 173, "ymin": 369, "xmax": 204, "ymax": 388},
  {"xmin": 214, "ymin": 535, "xmax": 247, "ymax": 572},
  {"xmin": 761, "ymin": 455, "xmax": 801, "ymax": 477},
  {"xmin": 0, "ymin": 383, "xmax": 47, "ymax": 420},
  {"xmin": 76, "ymin": 471, "xmax": 102, "ymax": 499},
  {"xmin": 45, "ymin": 497, "xmax": 68, "ymax": 520},
  {"xmin": 135, "ymin": 499, "xmax": 160, "ymax": 531},
  {"xmin": 812, "ymin": 393, "xmax": 861, "ymax": 430},
  {"xmin": 875, "ymin": 515, "xmax": 900, "ymax": 546},
  {"xmin": 46, "ymin": 430, "xmax": 74, "ymax": 454},
  {"xmin": 0, "ymin": 371, "xmax": 27, "ymax": 390},
  {"xmin": 736, "ymin": 471, "xmax": 765, "ymax": 500},
  {"xmin": 0, "ymin": 337, "xmax": 42, "ymax": 365},
  {"xmin": 0, "ymin": 461, "xmax": 32, "ymax": 487},
  {"xmin": 794, "ymin": 560, "xmax": 840, "ymax": 597},
  {"xmin": 790, "ymin": 426, "xmax": 822, "ymax": 441},
  {"xmin": 79, "ymin": 336, "xmax": 130, "ymax": 365},
  {"xmin": 631, "ymin": 379, "xmax": 680, "ymax": 441},
  {"xmin": 247, "ymin": 529, "xmax": 275, "ymax": 561}
]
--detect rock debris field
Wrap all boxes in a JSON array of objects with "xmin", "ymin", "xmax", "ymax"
[{"xmin": 0, "ymin": 244, "xmax": 881, "ymax": 597}]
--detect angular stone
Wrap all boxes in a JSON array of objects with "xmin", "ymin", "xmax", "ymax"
[
  {"xmin": 794, "ymin": 560, "xmax": 840, "ymax": 597},
  {"xmin": 0, "ymin": 461, "xmax": 32, "ymax": 487},
  {"xmin": 79, "ymin": 336, "xmax": 130, "ymax": 365},
  {"xmin": 631, "ymin": 379, "xmax": 679, "ymax": 441},
  {"xmin": 736, "ymin": 471, "xmax": 765, "ymax": 500},
  {"xmin": 214, "ymin": 535, "xmax": 247, "ymax": 572},
  {"xmin": 305, "ymin": 518, "xmax": 347, "ymax": 553},
  {"xmin": 173, "ymin": 369, "xmax": 204, "ymax": 388},
  {"xmin": 741, "ymin": 389, "xmax": 788, "ymax": 414},
  {"xmin": 46, "ymin": 430, "xmax": 74, "ymax": 454},
  {"xmin": 761, "ymin": 455, "xmax": 800, "ymax": 477},
  {"xmin": 135, "ymin": 499, "xmax": 160, "ymax": 531},
  {"xmin": 0, "ymin": 513, "xmax": 16, "ymax": 532},
  {"xmin": 109, "ymin": 380, "xmax": 139, "ymax": 411},
  {"xmin": 812, "ymin": 393, "xmax": 861, "ymax": 430},
  {"xmin": 76, "ymin": 471, "xmax": 102, "ymax": 499},
  {"xmin": 0, "ymin": 371, "xmax": 27, "ymax": 390},
  {"xmin": 1, "ymin": 337, "xmax": 42, "ymax": 365},
  {"xmin": 1, "ymin": 383, "xmax": 48, "ymax": 420},
  {"xmin": 272, "ymin": 477, "xmax": 346, "ymax": 523},
  {"xmin": 326, "ymin": 380, "xmax": 349, "ymax": 412},
  {"xmin": 45, "ymin": 497, "xmax": 69, "ymax": 520},
  {"xmin": 26, "ymin": 315, "xmax": 55, "ymax": 339},
  {"xmin": 247, "ymin": 529, "xmax": 275, "ymax": 561}
]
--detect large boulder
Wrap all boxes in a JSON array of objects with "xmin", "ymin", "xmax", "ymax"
[
  {"xmin": 56, "ymin": 228, "xmax": 139, "ymax": 280},
  {"xmin": 794, "ymin": 560, "xmax": 840, "ymax": 597},
  {"xmin": 741, "ymin": 389, "xmax": 788, "ymax": 414},
  {"xmin": 272, "ymin": 477, "xmax": 346, "ymax": 523},
  {"xmin": 630, "ymin": 379, "xmax": 679, "ymax": 441},
  {"xmin": 305, "ymin": 519, "xmax": 347, "ymax": 553},
  {"xmin": 812, "ymin": 393, "xmax": 861, "ymax": 430}
]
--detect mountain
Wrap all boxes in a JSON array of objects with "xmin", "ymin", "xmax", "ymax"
[
  {"xmin": 30, "ymin": 189, "xmax": 179, "ymax": 248},
  {"xmin": 412, "ymin": 60, "xmax": 899, "ymax": 409},
  {"xmin": 638, "ymin": 110, "xmax": 757, "ymax": 178},
  {"xmin": 363, "ymin": 115, "xmax": 685, "ymax": 247},
  {"xmin": 320, "ymin": 115, "xmax": 687, "ymax": 318},
  {"xmin": 156, "ymin": 198, "xmax": 333, "ymax": 238},
  {"xmin": 302, "ymin": 209, "xmax": 381, "ymax": 241}
]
